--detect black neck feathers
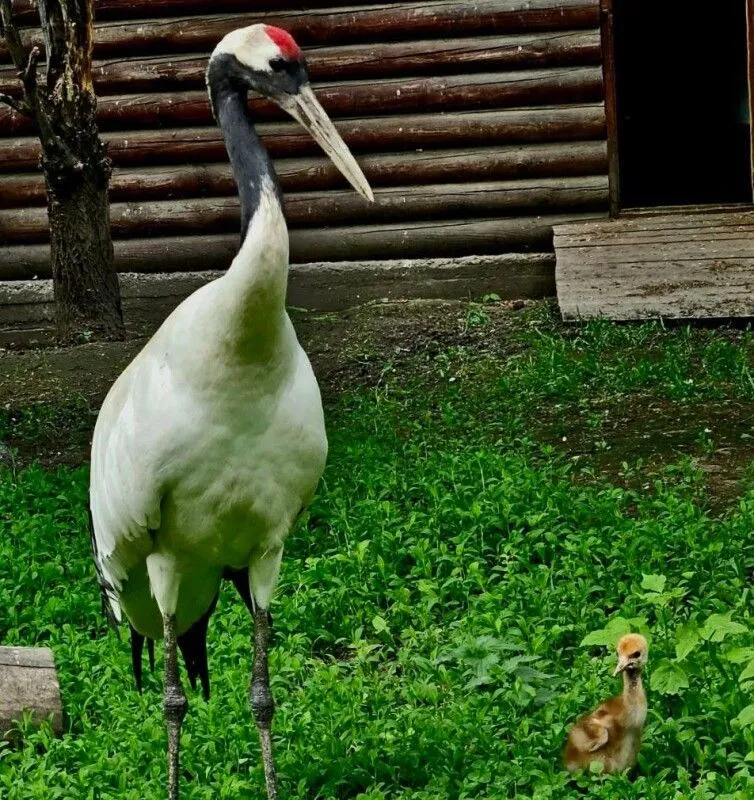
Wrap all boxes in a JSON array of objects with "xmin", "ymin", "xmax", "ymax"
[{"xmin": 207, "ymin": 54, "xmax": 282, "ymax": 242}]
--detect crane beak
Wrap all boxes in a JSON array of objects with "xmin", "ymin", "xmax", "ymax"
[
  {"xmin": 278, "ymin": 84, "xmax": 374, "ymax": 202},
  {"xmin": 613, "ymin": 657, "xmax": 630, "ymax": 676}
]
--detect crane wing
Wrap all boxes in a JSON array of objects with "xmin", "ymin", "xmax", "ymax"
[
  {"xmin": 568, "ymin": 715, "xmax": 611, "ymax": 755},
  {"xmin": 584, "ymin": 720, "xmax": 610, "ymax": 752},
  {"xmin": 89, "ymin": 356, "xmax": 166, "ymax": 622}
]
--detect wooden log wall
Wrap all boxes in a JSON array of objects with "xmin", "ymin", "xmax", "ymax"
[{"xmin": 0, "ymin": 0, "xmax": 608, "ymax": 314}]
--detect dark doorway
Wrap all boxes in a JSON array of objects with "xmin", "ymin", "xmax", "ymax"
[{"xmin": 614, "ymin": 0, "xmax": 752, "ymax": 208}]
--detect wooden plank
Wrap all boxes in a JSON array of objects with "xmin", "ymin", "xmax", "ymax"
[
  {"xmin": 0, "ymin": 105, "xmax": 607, "ymax": 172},
  {"xmin": 0, "ymin": 32, "xmax": 601, "ymax": 95},
  {"xmin": 554, "ymin": 211, "xmax": 754, "ymax": 320},
  {"xmin": 555, "ymin": 209, "xmax": 754, "ymax": 238},
  {"xmin": 0, "ymin": 67, "xmax": 604, "ymax": 135},
  {"xmin": 0, "ymin": 177, "xmax": 609, "ymax": 243},
  {"xmin": 1, "ymin": 2, "xmax": 602, "ymax": 61},
  {"xmin": 0, "ymin": 646, "xmax": 63, "ymax": 738},
  {"xmin": 0, "ymin": 141, "xmax": 608, "ymax": 208},
  {"xmin": 0, "ymin": 212, "xmax": 604, "ymax": 279}
]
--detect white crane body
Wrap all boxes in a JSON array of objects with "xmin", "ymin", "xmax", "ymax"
[
  {"xmin": 91, "ymin": 180, "xmax": 327, "ymax": 638},
  {"xmin": 88, "ymin": 24, "xmax": 372, "ymax": 798}
]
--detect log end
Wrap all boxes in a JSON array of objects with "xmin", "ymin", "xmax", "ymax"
[{"xmin": 0, "ymin": 646, "xmax": 64, "ymax": 740}]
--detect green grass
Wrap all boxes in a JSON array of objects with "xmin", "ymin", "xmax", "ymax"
[{"xmin": 3, "ymin": 305, "xmax": 754, "ymax": 798}]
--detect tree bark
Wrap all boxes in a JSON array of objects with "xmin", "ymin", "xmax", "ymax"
[{"xmin": 0, "ymin": 0, "xmax": 124, "ymax": 342}]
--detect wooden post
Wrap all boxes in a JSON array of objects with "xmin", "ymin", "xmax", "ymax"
[
  {"xmin": 600, "ymin": 0, "xmax": 621, "ymax": 216},
  {"xmin": 0, "ymin": 646, "xmax": 63, "ymax": 739}
]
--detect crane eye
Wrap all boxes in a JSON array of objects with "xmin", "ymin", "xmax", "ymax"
[
  {"xmin": 630, "ymin": 651, "xmax": 641, "ymax": 658},
  {"xmin": 270, "ymin": 58, "xmax": 288, "ymax": 73}
]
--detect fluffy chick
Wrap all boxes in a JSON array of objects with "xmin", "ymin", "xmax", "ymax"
[{"xmin": 563, "ymin": 633, "xmax": 649, "ymax": 774}]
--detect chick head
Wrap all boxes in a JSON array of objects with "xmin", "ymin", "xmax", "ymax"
[{"xmin": 613, "ymin": 633, "xmax": 649, "ymax": 676}]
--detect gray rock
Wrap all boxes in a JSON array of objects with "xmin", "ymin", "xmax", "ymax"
[{"xmin": 0, "ymin": 441, "xmax": 15, "ymax": 470}]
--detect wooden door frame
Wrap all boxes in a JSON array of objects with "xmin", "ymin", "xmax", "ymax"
[
  {"xmin": 599, "ymin": 0, "xmax": 620, "ymax": 217},
  {"xmin": 601, "ymin": 0, "xmax": 754, "ymax": 217}
]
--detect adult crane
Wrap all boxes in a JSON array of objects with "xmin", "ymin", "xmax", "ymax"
[{"xmin": 89, "ymin": 24, "xmax": 373, "ymax": 800}]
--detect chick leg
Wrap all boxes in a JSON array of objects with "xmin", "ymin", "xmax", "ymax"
[
  {"xmin": 251, "ymin": 604, "xmax": 277, "ymax": 800},
  {"xmin": 163, "ymin": 612, "xmax": 188, "ymax": 800}
]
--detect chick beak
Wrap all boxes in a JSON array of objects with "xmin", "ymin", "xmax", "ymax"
[
  {"xmin": 277, "ymin": 84, "xmax": 374, "ymax": 202},
  {"xmin": 613, "ymin": 656, "xmax": 631, "ymax": 676}
]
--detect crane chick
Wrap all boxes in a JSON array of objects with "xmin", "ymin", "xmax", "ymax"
[{"xmin": 563, "ymin": 633, "xmax": 648, "ymax": 775}]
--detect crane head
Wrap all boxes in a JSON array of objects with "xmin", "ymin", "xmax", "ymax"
[
  {"xmin": 613, "ymin": 633, "xmax": 649, "ymax": 676},
  {"xmin": 208, "ymin": 24, "xmax": 374, "ymax": 202}
]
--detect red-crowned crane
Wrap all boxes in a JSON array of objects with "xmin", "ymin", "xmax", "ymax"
[{"xmin": 89, "ymin": 24, "xmax": 373, "ymax": 800}]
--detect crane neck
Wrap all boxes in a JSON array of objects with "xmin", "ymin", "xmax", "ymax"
[
  {"xmin": 206, "ymin": 58, "xmax": 290, "ymax": 357},
  {"xmin": 622, "ymin": 668, "xmax": 644, "ymax": 702},
  {"xmin": 208, "ymin": 65, "xmax": 283, "ymax": 242}
]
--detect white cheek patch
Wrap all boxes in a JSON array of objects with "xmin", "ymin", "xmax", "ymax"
[{"xmin": 212, "ymin": 25, "xmax": 279, "ymax": 73}]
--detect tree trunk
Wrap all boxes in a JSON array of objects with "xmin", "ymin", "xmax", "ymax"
[
  {"xmin": 0, "ymin": 0, "xmax": 124, "ymax": 342},
  {"xmin": 48, "ymin": 169, "xmax": 122, "ymax": 340},
  {"xmin": 40, "ymin": 69, "xmax": 123, "ymax": 341}
]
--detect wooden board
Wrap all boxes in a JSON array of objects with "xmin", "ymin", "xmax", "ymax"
[
  {"xmin": 0, "ymin": 646, "xmax": 63, "ymax": 738},
  {"xmin": 554, "ymin": 210, "xmax": 754, "ymax": 320}
]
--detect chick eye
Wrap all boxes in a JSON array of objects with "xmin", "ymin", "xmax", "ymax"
[
  {"xmin": 269, "ymin": 58, "xmax": 288, "ymax": 72},
  {"xmin": 630, "ymin": 651, "xmax": 641, "ymax": 658}
]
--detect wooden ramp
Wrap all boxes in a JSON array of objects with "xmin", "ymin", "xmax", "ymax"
[{"xmin": 554, "ymin": 210, "xmax": 754, "ymax": 320}]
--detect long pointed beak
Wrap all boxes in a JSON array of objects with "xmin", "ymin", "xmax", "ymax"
[
  {"xmin": 613, "ymin": 657, "xmax": 629, "ymax": 676},
  {"xmin": 278, "ymin": 84, "xmax": 374, "ymax": 202}
]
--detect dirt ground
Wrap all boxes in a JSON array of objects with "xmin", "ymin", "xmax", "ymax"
[
  {"xmin": 0, "ymin": 299, "xmax": 522, "ymax": 409},
  {"xmin": 0, "ymin": 299, "xmax": 528, "ymax": 466},
  {"xmin": 2, "ymin": 299, "xmax": 754, "ymax": 509}
]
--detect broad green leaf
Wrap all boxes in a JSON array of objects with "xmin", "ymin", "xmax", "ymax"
[
  {"xmin": 739, "ymin": 659, "xmax": 754, "ymax": 683},
  {"xmin": 371, "ymin": 615, "xmax": 388, "ymax": 634},
  {"xmin": 675, "ymin": 621, "xmax": 701, "ymax": 661},
  {"xmin": 581, "ymin": 616, "xmax": 648, "ymax": 648},
  {"xmin": 641, "ymin": 573, "xmax": 667, "ymax": 593},
  {"xmin": 651, "ymin": 660, "xmax": 689, "ymax": 695},
  {"xmin": 736, "ymin": 704, "xmax": 754, "ymax": 727},
  {"xmin": 725, "ymin": 647, "xmax": 754, "ymax": 665},
  {"xmin": 700, "ymin": 612, "xmax": 748, "ymax": 643}
]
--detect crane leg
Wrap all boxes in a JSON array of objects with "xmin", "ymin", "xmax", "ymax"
[
  {"xmin": 251, "ymin": 604, "xmax": 277, "ymax": 800},
  {"xmin": 163, "ymin": 612, "xmax": 188, "ymax": 800}
]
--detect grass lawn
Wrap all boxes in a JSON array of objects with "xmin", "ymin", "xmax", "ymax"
[{"xmin": 2, "ymin": 301, "xmax": 754, "ymax": 799}]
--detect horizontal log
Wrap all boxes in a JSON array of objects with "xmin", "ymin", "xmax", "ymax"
[
  {"xmin": 10, "ymin": 0, "xmax": 406, "ymax": 23},
  {"xmin": 2, "ymin": 2, "xmax": 601, "ymax": 61},
  {"xmin": 0, "ymin": 67, "xmax": 603, "ymax": 135},
  {"xmin": 0, "ymin": 212, "xmax": 604, "ymax": 278},
  {"xmin": 11, "ymin": 0, "xmax": 597, "ymax": 25},
  {"xmin": 0, "ymin": 32, "xmax": 600, "ymax": 96},
  {"xmin": 0, "ymin": 254, "xmax": 557, "ymax": 337},
  {"xmin": 0, "ymin": 177, "xmax": 609, "ymax": 243},
  {"xmin": 0, "ymin": 141, "xmax": 608, "ymax": 208},
  {"xmin": 0, "ymin": 105, "xmax": 607, "ymax": 172}
]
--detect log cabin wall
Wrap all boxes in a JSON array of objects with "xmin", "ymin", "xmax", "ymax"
[{"xmin": 0, "ymin": 0, "xmax": 607, "ymax": 337}]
